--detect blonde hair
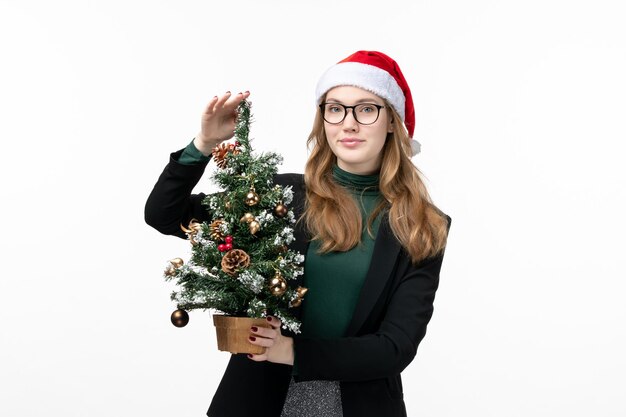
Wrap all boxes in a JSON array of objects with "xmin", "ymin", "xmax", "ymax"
[{"xmin": 302, "ymin": 103, "xmax": 449, "ymax": 264}]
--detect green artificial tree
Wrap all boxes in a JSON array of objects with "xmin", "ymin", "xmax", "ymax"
[{"xmin": 164, "ymin": 100, "xmax": 306, "ymax": 334}]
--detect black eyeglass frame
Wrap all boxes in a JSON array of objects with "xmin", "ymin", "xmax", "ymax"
[{"xmin": 318, "ymin": 102, "xmax": 386, "ymax": 125}]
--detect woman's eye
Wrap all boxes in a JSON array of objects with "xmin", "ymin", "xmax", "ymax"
[
  {"xmin": 359, "ymin": 105, "xmax": 375, "ymax": 113},
  {"xmin": 328, "ymin": 105, "xmax": 342, "ymax": 113}
]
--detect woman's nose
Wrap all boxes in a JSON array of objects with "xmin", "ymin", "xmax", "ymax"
[{"xmin": 342, "ymin": 109, "xmax": 359, "ymax": 130}]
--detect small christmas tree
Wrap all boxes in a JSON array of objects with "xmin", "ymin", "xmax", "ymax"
[{"xmin": 164, "ymin": 100, "xmax": 306, "ymax": 334}]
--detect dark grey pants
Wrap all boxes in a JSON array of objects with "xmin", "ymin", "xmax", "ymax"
[{"xmin": 280, "ymin": 377, "xmax": 343, "ymax": 417}]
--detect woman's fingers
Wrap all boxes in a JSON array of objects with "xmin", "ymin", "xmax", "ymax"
[
  {"xmin": 201, "ymin": 92, "xmax": 232, "ymax": 117},
  {"xmin": 221, "ymin": 91, "xmax": 250, "ymax": 113},
  {"xmin": 215, "ymin": 91, "xmax": 233, "ymax": 109},
  {"xmin": 247, "ymin": 352, "xmax": 267, "ymax": 361},
  {"xmin": 248, "ymin": 335, "xmax": 274, "ymax": 348},
  {"xmin": 202, "ymin": 95, "xmax": 220, "ymax": 116},
  {"xmin": 247, "ymin": 323, "xmax": 273, "ymax": 361},
  {"xmin": 247, "ymin": 316, "xmax": 280, "ymax": 348},
  {"xmin": 250, "ymin": 326, "xmax": 277, "ymax": 340},
  {"xmin": 265, "ymin": 315, "xmax": 282, "ymax": 330},
  {"xmin": 203, "ymin": 91, "xmax": 250, "ymax": 116}
]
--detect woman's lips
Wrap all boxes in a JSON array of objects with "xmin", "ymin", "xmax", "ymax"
[{"xmin": 339, "ymin": 138, "xmax": 364, "ymax": 148}]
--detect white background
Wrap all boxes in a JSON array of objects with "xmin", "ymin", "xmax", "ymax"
[{"xmin": 1, "ymin": 0, "xmax": 625, "ymax": 416}]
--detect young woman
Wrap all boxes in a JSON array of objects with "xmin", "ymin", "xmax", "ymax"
[{"xmin": 145, "ymin": 50, "xmax": 450, "ymax": 417}]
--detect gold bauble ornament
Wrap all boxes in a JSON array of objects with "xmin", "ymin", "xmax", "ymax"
[
  {"xmin": 240, "ymin": 213, "xmax": 255, "ymax": 224},
  {"xmin": 249, "ymin": 220, "xmax": 261, "ymax": 235},
  {"xmin": 164, "ymin": 257, "xmax": 184, "ymax": 276},
  {"xmin": 170, "ymin": 258, "xmax": 184, "ymax": 268},
  {"xmin": 268, "ymin": 273, "xmax": 287, "ymax": 296},
  {"xmin": 171, "ymin": 309, "xmax": 189, "ymax": 327},
  {"xmin": 245, "ymin": 188, "xmax": 260, "ymax": 206},
  {"xmin": 290, "ymin": 298, "xmax": 302, "ymax": 308},
  {"xmin": 290, "ymin": 286, "xmax": 308, "ymax": 308},
  {"xmin": 209, "ymin": 219, "xmax": 226, "ymax": 241},
  {"xmin": 274, "ymin": 203, "xmax": 288, "ymax": 218},
  {"xmin": 170, "ymin": 258, "xmax": 185, "ymax": 268}
]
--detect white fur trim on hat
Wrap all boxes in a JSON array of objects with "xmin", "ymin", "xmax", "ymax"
[
  {"xmin": 410, "ymin": 139, "xmax": 421, "ymax": 156},
  {"xmin": 316, "ymin": 62, "xmax": 406, "ymax": 121}
]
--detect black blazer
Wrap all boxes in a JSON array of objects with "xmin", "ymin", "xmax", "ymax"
[{"xmin": 145, "ymin": 150, "xmax": 450, "ymax": 417}]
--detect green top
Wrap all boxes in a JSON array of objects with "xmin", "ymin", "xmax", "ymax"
[
  {"xmin": 178, "ymin": 141, "xmax": 382, "ymax": 337},
  {"xmin": 300, "ymin": 165, "xmax": 382, "ymax": 339},
  {"xmin": 179, "ymin": 139, "xmax": 211, "ymax": 165}
]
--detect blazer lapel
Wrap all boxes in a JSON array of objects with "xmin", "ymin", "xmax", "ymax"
[
  {"xmin": 286, "ymin": 177, "xmax": 311, "ymax": 322},
  {"xmin": 344, "ymin": 214, "xmax": 401, "ymax": 336}
]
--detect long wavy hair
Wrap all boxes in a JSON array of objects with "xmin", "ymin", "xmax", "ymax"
[{"xmin": 302, "ymin": 100, "xmax": 449, "ymax": 264}]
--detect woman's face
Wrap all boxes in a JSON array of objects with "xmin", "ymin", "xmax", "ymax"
[{"xmin": 322, "ymin": 86, "xmax": 393, "ymax": 175}]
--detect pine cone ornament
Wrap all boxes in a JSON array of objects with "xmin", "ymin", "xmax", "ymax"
[
  {"xmin": 211, "ymin": 143, "xmax": 230, "ymax": 169},
  {"xmin": 211, "ymin": 142, "xmax": 240, "ymax": 169},
  {"xmin": 209, "ymin": 219, "xmax": 226, "ymax": 241},
  {"xmin": 221, "ymin": 249, "xmax": 251, "ymax": 276}
]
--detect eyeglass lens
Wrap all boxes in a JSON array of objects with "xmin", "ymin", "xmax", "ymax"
[{"xmin": 321, "ymin": 103, "xmax": 381, "ymax": 125}]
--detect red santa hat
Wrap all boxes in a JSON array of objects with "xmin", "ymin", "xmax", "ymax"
[{"xmin": 316, "ymin": 50, "xmax": 421, "ymax": 155}]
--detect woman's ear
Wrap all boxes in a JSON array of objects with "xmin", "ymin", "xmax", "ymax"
[{"xmin": 388, "ymin": 118, "xmax": 394, "ymax": 134}]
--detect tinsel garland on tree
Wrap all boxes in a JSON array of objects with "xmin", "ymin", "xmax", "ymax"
[{"xmin": 164, "ymin": 100, "xmax": 306, "ymax": 333}]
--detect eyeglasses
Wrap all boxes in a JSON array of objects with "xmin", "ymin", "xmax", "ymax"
[{"xmin": 319, "ymin": 102, "xmax": 385, "ymax": 125}]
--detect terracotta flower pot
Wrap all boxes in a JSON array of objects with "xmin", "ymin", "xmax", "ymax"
[{"xmin": 212, "ymin": 314, "xmax": 271, "ymax": 354}]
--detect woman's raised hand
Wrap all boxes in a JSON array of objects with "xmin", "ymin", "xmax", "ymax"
[{"xmin": 193, "ymin": 91, "xmax": 251, "ymax": 156}]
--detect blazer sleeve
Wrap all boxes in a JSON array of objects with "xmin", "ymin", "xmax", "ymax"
[
  {"xmin": 292, "ymin": 220, "xmax": 450, "ymax": 382},
  {"xmin": 144, "ymin": 149, "xmax": 212, "ymax": 238}
]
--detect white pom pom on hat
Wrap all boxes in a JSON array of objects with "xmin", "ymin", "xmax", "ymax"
[{"xmin": 316, "ymin": 50, "xmax": 421, "ymax": 156}]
